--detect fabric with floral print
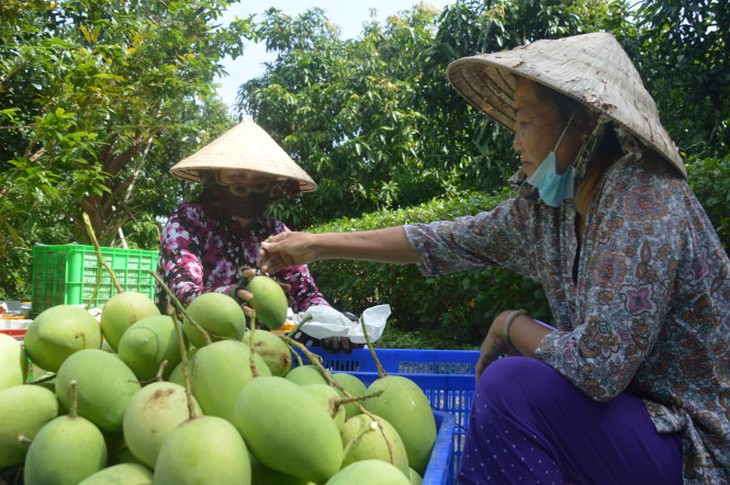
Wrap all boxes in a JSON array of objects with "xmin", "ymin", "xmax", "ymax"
[
  {"xmin": 156, "ymin": 199, "xmax": 330, "ymax": 314},
  {"xmin": 405, "ymin": 155, "xmax": 729, "ymax": 484}
]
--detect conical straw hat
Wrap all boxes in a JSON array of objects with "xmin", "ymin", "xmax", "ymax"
[
  {"xmin": 170, "ymin": 120, "xmax": 317, "ymax": 192},
  {"xmin": 446, "ymin": 32, "xmax": 686, "ymax": 177}
]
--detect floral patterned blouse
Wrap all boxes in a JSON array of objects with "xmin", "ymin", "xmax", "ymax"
[
  {"xmin": 155, "ymin": 199, "xmax": 330, "ymax": 313},
  {"xmin": 405, "ymin": 155, "xmax": 729, "ymax": 483}
]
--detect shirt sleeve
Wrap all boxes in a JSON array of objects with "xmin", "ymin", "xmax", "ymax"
[
  {"xmin": 536, "ymin": 161, "xmax": 682, "ymax": 401},
  {"xmin": 404, "ymin": 197, "xmax": 543, "ymax": 281}
]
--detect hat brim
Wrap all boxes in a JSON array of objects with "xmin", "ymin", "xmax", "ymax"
[
  {"xmin": 170, "ymin": 121, "xmax": 317, "ymax": 193},
  {"xmin": 446, "ymin": 33, "xmax": 687, "ymax": 178}
]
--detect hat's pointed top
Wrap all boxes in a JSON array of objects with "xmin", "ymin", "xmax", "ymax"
[{"xmin": 170, "ymin": 120, "xmax": 317, "ymax": 193}]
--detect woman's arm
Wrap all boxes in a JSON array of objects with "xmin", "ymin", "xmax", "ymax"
[{"xmin": 258, "ymin": 226, "xmax": 420, "ymax": 274}]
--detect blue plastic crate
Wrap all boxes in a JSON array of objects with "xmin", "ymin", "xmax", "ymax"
[
  {"xmin": 427, "ymin": 410, "xmax": 456, "ymax": 485},
  {"xmin": 301, "ymin": 347, "xmax": 480, "ymax": 484}
]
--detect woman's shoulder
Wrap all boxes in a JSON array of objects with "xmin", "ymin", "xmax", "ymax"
[
  {"xmin": 596, "ymin": 152, "xmax": 695, "ymax": 220},
  {"xmin": 605, "ymin": 152, "xmax": 684, "ymax": 189},
  {"xmin": 165, "ymin": 201, "xmax": 215, "ymax": 228}
]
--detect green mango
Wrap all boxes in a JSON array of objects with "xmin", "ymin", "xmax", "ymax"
[
  {"xmin": 302, "ymin": 383, "xmax": 346, "ymax": 428},
  {"xmin": 243, "ymin": 329, "xmax": 292, "ymax": 376},
  {"xmin": 0, "ymin": 333, "xmax": 27, "ymax": 390},
  {"xmin": 113, "ymin": 446, "xmax": 147, "ymax": 466},
  {"xmin": 182, "ymin": 292, "xmax": 246, "ymax": 348},
  {"xmin": 408, "ymin": 467, "xmax": 423, "ymax": 485},
  {"xmin": 78, "ymin": 463, "xmax": 153, "ymax": 484},
  {"xmin": 233, "ymin": 376, "xmax": 343, "ymax": 483},
  {"xmin": 246, "ymin": 275, "xmax": 288, "ymax": 330},
  {"xmin": 332, "ymin": 372, "xmax": 367, "ymax": 419},
  {"xmin": 188, "ymin": 339, "xmax": 270, "ymax": 421},
  {"xmin": 123, "ymin": 381, "xmax": 201, "ymax": 469},
  {"xmin": 55, "ymin": 349, "xmax": 141, "ymax": 433},
  {"xmin": 167, "ymin": 361, "xmax": 184, "ymax": 386},
  {"xmin": 100, "ymin": 291, "xmax": 161, "ymax": 351},
  {"xmin": 166, "ymin": 347, "xmax": 197, "ymax": 386},
  {"xmin": 24, "ymin": 304, "xmax": 102, "ymax": 372},
  {"xmin": 0, "ymin": 385, "xmax": 59, "ymax": 467},
  {"xmin": 362, "ymin": 375, "xmax": 437, "ymax": 475},
  {"xmin": 339, "ymin": 413, "xmax": 410, "ymax": 475},
  {"xmin": 153, "ymin": 416, "xmax": 251, "ymax": 485},
  {"xmin": 23, "ymin": 413, "xmax": 107, "ymax": 485},
  {"xmin": 249, "ymin": 452, "xmax": 315, "ymax": 485},
  {"xmin": 325, "ymin": 459, "xmax": 411, "ymax": 485},
  {"xmin": 117, "ymin": 315, "xmax": 181, "ymax": 381},
  {"xmin": 285, "ymin": 364, "xmax": 327, "ymax": 386}
]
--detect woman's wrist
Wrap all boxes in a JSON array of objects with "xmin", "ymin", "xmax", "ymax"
[{"xmin": 502, "ymin": 309, "xmax": 528, "ymax": 348}]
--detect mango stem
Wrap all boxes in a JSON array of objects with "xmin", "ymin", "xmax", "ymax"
[{"xmin": 151, "ymin": 272, "xmax": 212, "ymax": 346}]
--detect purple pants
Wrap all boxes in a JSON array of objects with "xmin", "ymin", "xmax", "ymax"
[{"xmin": 458, "ymin": 357, "xmax": 682, "ymax": 484}]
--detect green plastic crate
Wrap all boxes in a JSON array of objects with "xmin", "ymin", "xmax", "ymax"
[{"xmin": 31, "ymin": 244, "xmax": 158, "ymax": 315}]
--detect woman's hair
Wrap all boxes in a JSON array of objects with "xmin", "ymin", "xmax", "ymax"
[{"xmin": 530, "ymin": 79, "xmax": 622, "ymax": 168}]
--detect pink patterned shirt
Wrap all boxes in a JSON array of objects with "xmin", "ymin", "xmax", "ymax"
[{"xmin": 155, "ymin": 199, "xmax": 329, "ymax": 313}]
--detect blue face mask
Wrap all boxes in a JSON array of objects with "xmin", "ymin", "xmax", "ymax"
[
  {"xmin": 525, "ymin": 113, "xmax": 576, "ymax": 207},
  {"xmin": 525, "ymin": 151, "xmax": 574, "ymax": 207}
]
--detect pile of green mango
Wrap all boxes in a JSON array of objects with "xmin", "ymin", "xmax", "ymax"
[{"xmin": 0, "ymin": 279, "xmax": 438, "ymax": 485}]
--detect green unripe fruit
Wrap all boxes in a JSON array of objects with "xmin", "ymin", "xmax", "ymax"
[
  {"xmin": 363, "ymin": 376, "xmax": 437, "ymax": 475},
  {"xmin": 332, "ymin": 372, "xmax": 367, "ymax": 419},
  {"xmin": 183, "ymin": 292, "xmax": 246, "ymax": 348},
  {"xmin": 233, "ymin": 376, "xmax": 343, "ymax": 483},
  {"xmin": 24, "ymin": 304, "xmax": 102, "ymax": 372},
  {"xmin": 249, "ymin": 452, "xmax": 314, "ymax": 485},
  {"xmin": 56, "ymin": 349, "xmax": 142, "ymax": 433},
  {"xmin": 23, "ymin": 413, "xmax": 108, "ymax": 485},
  {"xmin": 188, "ymin": 339, "xmax": 270, "ymax": 421},
  {"xmin": 100, "ymin": 291, "xmax": 161, "ymax": 351},
  {"xmin": 246, "ymin": 275, "xmax": 288, "ymax": 330},
  {"xmin": 0, "ymin": 385, "xmax": 59, "ymax": 467},
  {"xmin": 118, "ymin": 315, "xmax": 180, "ymax": 381},
  {"xmin": 123, "ymin": 381, "xmax": 201, "ymax": 469},
  {"xmin": 78, "ymin": 463, "xmax": 153, "ymax": 484},
  {"xmin": 243, "ymin": 329, "xmax": 292, "ymax": 376},
  {"xmin": 325, "ymin": 459, "xmax": 411, "ymax": 485},
  {"xmin": 285, "ymin": 364, "xmax": 327, "ymax": 386},
  {"xmin": 408, "ymin": 467, "xmax": 423, "ymax": 485},
  {"xmin": 339, "ymin": 413, "xmax": 410, "ymax": 475},
  {"xmin": 0, "ymin": 333, "xmax": 27, "ymax": 390},
  {"xmin": 302, "ymin": 383, "xmax": 346, "ymax": 428},
  {"xmin": 153, "ymin": 416, "xmax": 251, "ymax": 485}
]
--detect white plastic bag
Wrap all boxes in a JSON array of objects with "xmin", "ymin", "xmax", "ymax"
[{"xmin": 291, "ymin": 304, "xmax": 391, "ymax": 344}]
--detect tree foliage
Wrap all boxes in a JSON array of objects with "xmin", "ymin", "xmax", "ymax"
[
  {"xmin": 0, "ymin": 0, "xmax": 252, "ymax": 298},
  {"xmin": 239, "ymin": 0, "xmax": 632, "ymax": 229},
  {"xmin": 1, "ymin": 0, "xmax": 727, "ymax": 324},
  {"xmin": 633, "ymin": 0, "xmax": 729, "ymax": 157}
]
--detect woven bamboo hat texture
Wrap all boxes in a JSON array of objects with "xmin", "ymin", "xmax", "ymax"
[
  {"xmin": 446, "ymin": 32, "xmax": 686, "ymax": 177},
  {"xmin": 170, "ymin": 120, "xmax": 317, "ymax": 193}
]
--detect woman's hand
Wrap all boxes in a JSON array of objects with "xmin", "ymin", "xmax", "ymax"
[
  {"xmin": 258, "ymin": 232, "xmax": 317, "ymax": 274},
  {"xmin": 234, "ymin": 267, "xmax": 291, "ymax": 318},
  {"xmin": 475, "ymin": 310, "xmax": 523, "ymax": 380}
]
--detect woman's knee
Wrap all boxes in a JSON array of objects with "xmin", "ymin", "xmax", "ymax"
[{"xmin": 477, "ymin": 356, "xmax": 572, "ymax": 415}]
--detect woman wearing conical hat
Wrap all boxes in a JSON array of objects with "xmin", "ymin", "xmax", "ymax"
[
  {"xmin": 258, "ymin": 33, "xmax": 729, "ymax": 483},
  {"xmin": 155, "ymin": 121, "xmax": 355, "ymax": 353}
]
